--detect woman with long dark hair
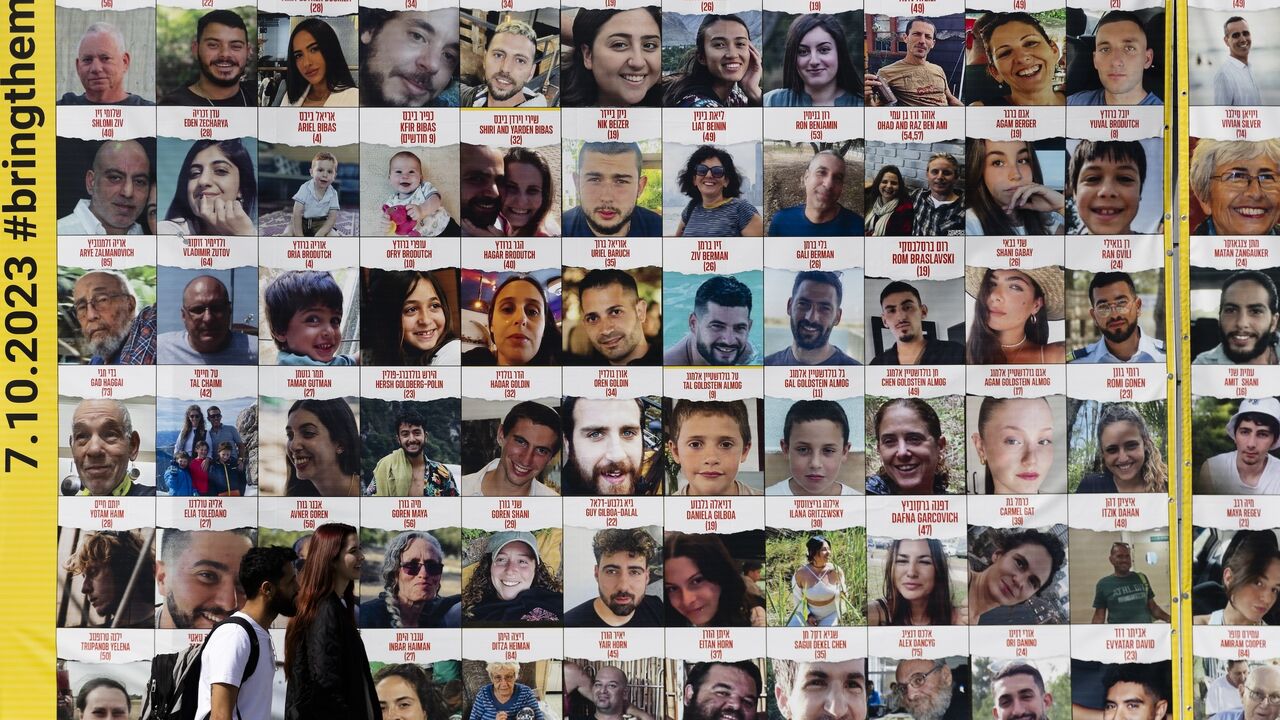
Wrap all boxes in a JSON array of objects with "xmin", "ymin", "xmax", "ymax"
[
  {"xmin": 284, "ymin": 523, "xmax": 379, "ymax": 720},
  {"xmin": 363, "ymin": 270, "xmax": 460, "ymax": 365},
  {"xmin": 965, "ymin": 138, "xmax": 1064, "ymax": 236},
  {"xmin": 159, "ymin": 139, "xmax": 257, "ymax": 236},
  {"xmin": 663, "ymin": 532, "xmax": 765, "ymax": 627},
  {"xmin": 285, "ymin": 398, "xmax": 362, "ymax": 496},
  {"xmin": 280, "ymin": 18, "xmax": 358, "ymax": 107},
  {"xmin": 965, "ymin": 266, "xmax": 1066, "ymax": 364},
  {"xmin": 863, "ymin": 165, "xmax": 914, "ymax": 236},
  {"xmin": 867, "ymin": 538, "xmax": 963, "ymax": 626},
  {"xmin": 500, "ymin": 148, "xmax": 556, "ymax": 236},
  {"xmin": 173, "ymin": 404, "xmax": 206, "ymax": 456},
  {"xmin": 967, "ymin": 528, "xmax": 1066, "ymax": 624},
  {"xmin": 562, "ymin": 7, "xmax": 663, "ymax": 107},
  {"xmin": 764, "ymin": 14, "xmax": 862, "ymax": 107},
  {"xmin": 674, "ymin": 145, "xmax": 763, "ymax": 237},
  {"xmin": 1194, "ymin": 530, "xmax": 1280, "ymax": 626},
  {"xmin": 663, "ymin": 14, "xmax": 762, "ymax": 107},
  {"xmin": 788, "ymin": 535, "xmax": 848, "ymax": 626},
  {"xmin": 1079, "ymin": 404, "xmax": 1169, "ymax": 493},
  {"xmin": 462, "ymin": 273, "xmax": 561, "ymax": 366}
]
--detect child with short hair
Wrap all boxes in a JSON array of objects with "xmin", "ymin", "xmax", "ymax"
[
  {"xmin": 163, "ymin": 450, "xmax": 195, "ymax": 496},
  {"xmin": 1067, "ymin": 140, "xmax": 1146, "ymax": 235},
  {"xmin": 382, "ymin": 151, "xmax": 450, "ymax": 236},
  {"xmin": 769, "ymin": 400, "xmax": 856, "ymax": 496},
  {"xmin": 206, "ymin": 441, "xmax": 247, "ymax": 496},
  {"xmin": 288, "ymin": 151, "xmax": 341, "ymax": 236},
  {"xmin": 265, "ymin": 270, "xmax": 357, "ymax": 365},
  {"xmin": 667, "ymin": 399, "xmax": 760, "ymax": 495},
  {"xmin": 190, "ymin": 441, "xmax": 210, "ymax": 495}
]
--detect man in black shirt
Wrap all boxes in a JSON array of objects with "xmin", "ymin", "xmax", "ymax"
[
  {"xmin": 569, "ymin": 269, "xmax": 661, "ymax": 366},
  {"xmin": 870, "ymin": 281, "xmax": 966, "ymax": 365},
  {"xmin": 563, "ymin": 528, "xmax": 663, "ymax": 627},
  {"xmin": 160, "ymin": 10, "xmax": 255, "ymax": 106}
]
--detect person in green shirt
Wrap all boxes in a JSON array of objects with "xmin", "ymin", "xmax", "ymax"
[{"xmin": 1091, "ymin": 542, "xmax": 1170, "ymax": 623}]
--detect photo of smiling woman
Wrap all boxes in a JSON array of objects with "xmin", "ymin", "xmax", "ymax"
[
  {"xmin": 965, "ymin": 138, "xmax": 1065, "ymax": 236},
  {"xmin": 967, "ymin": 526, "xmax": 1067, "ymax": 624},
  {"xmin": 362, "ymin": 269, "xmax": 462, "ymax": 366},
  {"xmin": 663, "ymin": 531, "xmax": 766, "ymax": 627},
  {"xmin": 461, "ymin": 272, "xmax": 562, "ymax": 366},
  {"xmin": 663, "ymin": 13, "xmax": 763, "ymax": 107},
  {"xmin": 968, "ymin": 396, "xmax": 1068, "ymax": 494},
  {"xmin": 762, "ymin": 13, "xmax": 864, "ymax": 107},
  {"xmin": 461, "ymin": 529, "xmax": 563, "ymax": 626},
  {"xmin": 275, "ymin": 17, "xmax": 359, "ymax": 107},
  {"xmin": 561, "ymin": 7, "xmax": 663, "ymax": 107},
  {"xmin": 965, "ymin": 266, "xmax": 1067, "ymax": 364},
  {"xmin": 967, "ymin": 11, "xmax": 1065, "ymax": 106},
  {"xmin": 158, "ymin": 138, "xmax": 258, "ymax": 236},
  {"xmin": 865, "ymin": 396, "xmax": 964, "ymax": 495},
  {"xmin": 284, "ymin": 397, "xmax": 363, "ymax": 497},
  {"xmin": 674, "ymin": 145, "xmax": 764, "ymax": 237},
  {"xmin": 1071, "ymin": 402, "xmax": 1169, "ymax": 493},
  {"xmin": 866, "ymin": 537, "xmax": 966, "ymax": 626},
  {"xmin": 1189, "ymin": 138, "xmax": 1280, "ymax": 236}
]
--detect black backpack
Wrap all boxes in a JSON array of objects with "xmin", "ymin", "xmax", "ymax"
[{"xmin": 140, "ymin": 616, "xmax": 260, "ymax": 720}]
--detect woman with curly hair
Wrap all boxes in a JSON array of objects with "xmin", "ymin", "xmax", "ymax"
[
  {"xmin": 359, "ymin": 530, "xmax": 461, "ymax": 628},
  {"xmin": 62, "ymin": 529, "xmax": 155, "ymax": 629},
  {"xmin": 663, "ymin": 532, "xmax": 765, "ymax": 627},
  {"xmin": 462, "ymin": 531, "xmax": 562, "ymax": 625},
  {"xmin": 866, "ymin": 538, "xmax": 963, "ymax": 626},
  {"xmin": 284, "ymin": 523, "xmax": 379, "ymax": 720},
  {"xmin": 967, "ymin": 528, "xmax": 1066, "ymax": 624},
  {"xmin": 674, "ymin": 145, "xmax": 763, "ymax": 237},
  {"xmin": 863, "ymin": 165, "xmax": 914, "ymax": 237},
  {"xmin": 1078, "ymin": 404, "xmax": 1168, "ymax": 493}
]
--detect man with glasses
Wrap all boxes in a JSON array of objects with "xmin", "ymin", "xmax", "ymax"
[
  {"xmin": 1215, "ymin": 17, "xmax": 1260, "ymax": 106},
  {"xmin": 1071, "ymin": 272, "xmax": 1165, "ymax": 363},
  {"xmin": 893, "ymin": 658, "xmax": 967, "ymax": 720},
  {"xmin": 1067, "ymin": 11, "xmax": 1159, "ymax": 107},
  {"xmin": 159, "ymin": 275, "xmax": 257, "ymax": 364},
  {"xmin": 359, "ymin": 531, "xmax": 460, "ymax": 628},
  {"xmin": 368, "ymin": 411, "xmax": 458, "ymax": 496},
  {"xmin": 70, "ymin": 270, "xmax": 157, "ymax": 365},
  {"xmin": 1190, "ymin": 139, "xmax": 1280, "ymax": 237},
  {"xmin": 1215, "ymin": 664, "xmax": 1280, "ymax": 720},
  {"xmin": 682, "ymin": 661, "xmax": 761, "ymax": 720},
  {"xmin": 205, "ymin": 405, "xmax": 246, "ymax": 470}
]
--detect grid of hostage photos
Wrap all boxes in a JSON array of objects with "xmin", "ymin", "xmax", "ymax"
[{"xmin": 52, "ymin": 0, "xmax": 1183, "ymax": 718}]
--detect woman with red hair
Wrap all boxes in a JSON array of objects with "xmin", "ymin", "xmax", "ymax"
[{"xmin": 284, "ymin": 523, "xmax": 379, "ymax": 720}]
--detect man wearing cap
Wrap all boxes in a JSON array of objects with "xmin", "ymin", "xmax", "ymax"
[
  {"xmin": 460, "ymin": 401, "xmax": 561, "ymax": 496},
  {"xmin": 1198, "ymin": 397, "xmax": 1280, "ymax": 494},
  {"xmin": 1195, "ymin": 270, "xmax": 1280, "ymax": 365}
]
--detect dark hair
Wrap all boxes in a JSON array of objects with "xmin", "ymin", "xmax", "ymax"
[
  {"xmin": 1095, "ymin": 11, "xmax": 1149, "ymax": 42},
  {"xmin": 685, "ymin": 660, "xmax": 763, "ymax": 699},
  {"xmin": 805, "ymin": 536, "xmax": 830, "ymax": 562},
  {"xmin": 285, "ymin": 398, "xmax": 361, "ymax": 494},
  {"xmin": 561, "ymin": 396, "xmax": 661, "ymax": 495},
  {"xmin": 373, "ymin": 664, "xmax": 436, "ymax": 716},
  {"xmin": 993, "ymin": 663, "xmax": 1046, "ymax": 693},
  {"xmin": 1101, "ymin": 661, "xmax": 1171, "ymax": 705},
  {"xmin": 76, "ymin": 678, "xmax": 131, "ymax": 713},
  {"xmin": 393, "ymin": 411, "xmax": 426, "ymax": 437},
  {"xmin": 978, "ymin": 12, "xmax": 1055, "ymax": 57},
  {"xmin": 198, "ymin": 9, "xmax": 247, "ymax": 41},
  {"xmin": 742, "ymin": 560, "xmax": 763, "ymax": 573},
  {"xmin": 285, "ymin": 18, "xmax": 357, "ymax": 104},
  {"xmin": 1087, "ymin": 271, "xmax": 1137, "ymax": 304},
  {"xmin": 264, "ymin": 270, "xmax": 344, "ymax": 351},
  {"xmin": 160, "ymin": 528, "xmax": 255, "ymax": 569},
  {"xmin": 562, "ymin": 8, "xmax": 664, "ymax": 107},
  {"xmin": 1069, "ymin": 140, "xmax": 1147, "ymax": 193},
  {"xmin": 992, "ymin": 528, "xmax": 1066, "ymax": 597},
  {"xmin": 577, "ymin": 141, "xmax": 644, "ymax": 176},
  {"xmin": 592, "ymin": 527, "xmax": 657, "ymax": 564},
  {"xmin": 664, "ymin": 14, "xmax": 754, "ymax": 106},
  {"xmin": 694, "ymin": 274, "xmax": 753, "ymax": 315},
  {"xmin": 239, "ymin": 546, "xmax": 298, "ymax": 600},
  {"xmin": 503, "ymin": 147, "xmax": 554, "ymax": 237},
  {"xmin": 365, "ymin": 270, "xmax": 458, "ymax": 365},
  {"xmin": 678, "ymin": 145, "xmax": 744, "ymax": 201},
  {"xmin": 1222, "ymin": 269, "xmax": 1280, "ymax": 314},
  {"xmin": 664, "ymin": 533, "xmax": 754, "ymax": 626},
  {"xmin": 165, "ymin": 139, "xmax": 258, "ymax": 234},
  {"xmin": 579, "ymin": 268, "xmax": 640, "ymax": 300},
  {"xmin": 668, "ymin": 399, "xmax": 752, "ymax": 449},
  {"xmin": 781, "ymin": 14, "xmax": 860, "ymax": 99},
  {"xmin": 1223, "ymin": 530, "xmax": 1280, "ymax": 604},
  {"xmin": 792, "ymin": 270, "xmax": 843, "ymax": 306},
  {"xmin": 871, "ymin": 398, "xmax": 950, "ymax": 492},
  {"xmin": 966, "ymin": 268, "xmax": 1051, "ymax": 364},
  {"xmin": 966, "ymin": 138, "xmax": 1053, "ymax": 236},
  {"xmin": 903, "ymin": 17, "xmax": 937, "ymax": 37},
  {"xmin": 487, "ymin": 273, "xmax": 561, "ymax": 364},
  {"xmin": 285, "ymin": 523, "xmax": 358, "ymax": 676},
  {"xmin": 1225, "ymin": 16, "xmax": 1247, "ymax": 34},
  {"xmin": 460, "ymin": 539, "xmax": 562, "ymax": 618},
  {"xmin": 975, "ymin": 397, "xmax": 1052, "ymax": 494},
  {"xmin": 500, "ymin": 400, "xmax": 563, "ymax": 455},
  {"xmin": 782, "ymin": 399, "xmax": 849, "ymax": 445},
  {"xmin": 880, "ymin": 280, "xmax": 922, "ymax": 306},
  {"xmin": 865, "ymin": 164, "xmax": 910, "ymax": 208},
  {"xmin": 878, "ymin": 538, "xmax": 955, "ymax": 625}
]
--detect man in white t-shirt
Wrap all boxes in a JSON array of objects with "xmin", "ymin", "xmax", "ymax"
[
  {"xmin": 459, "ymin": 401, "xmax": 562, "ymax": 496},
  {"xmin": 196, "ymin": 546, "xmax": 299, "ymax": 720},
  {"xmin": 1204, "ymin": 660, "xmax": 1247, "ymax": 718},
  {"xmin": 1197, "ymin": 397, "xmax": 1280, "ymax": 495}
]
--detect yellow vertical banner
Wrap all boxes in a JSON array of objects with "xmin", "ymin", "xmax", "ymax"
[
  {"xmin": 0, "ymin": 0, "xmax": 59, "ymax": 716},
  {"xmin": 1176, "ymin": 0, "xmax": 1194, "ymax": 712}
]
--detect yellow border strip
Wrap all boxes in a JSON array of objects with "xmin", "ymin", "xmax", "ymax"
[
  {"xmin": 1175, "ymin": 0, "xmax": 1194, "ymax": 712},
  {"xmin": 0, "ymin": 0, "xmax": 58, "ymax": 716}
]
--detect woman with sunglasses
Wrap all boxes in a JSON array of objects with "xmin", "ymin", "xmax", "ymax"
[
  {"xmin": 674, "ymin": 145, "xmax": 764, "ymax": 237},
  {"xmin": 359, "ymin": 530, "xmax": 461, "ymax": 629}
]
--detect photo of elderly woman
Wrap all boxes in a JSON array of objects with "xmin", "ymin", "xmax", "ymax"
[
  {"xmin": 764, "ymin": 529, "xmax": 866, "ymax": 626},
  {"xmin": 463, "ymin": 660, "xmax": 558, "ymax": 720},
  {"xmin": 358, "ymin": 528, "xmax": 462, "ymax": 628},
  {"xmin": 157, "ymin": 138, "xmax": 258, "ymax": 236},
  {"xmin": 460, "ymin": 529, "xmax": 563, "ymax": 626},
  {"xmin": 866, "ymin": 536, "xmax": 967, "ymax": 626},
  {"xmin": 1189, "ymin": 138, "xmax": 1280, "ymax": 237},
  {"xmin": 967, "ymin": 525, "xmax": 1068, "ymax": 625}
]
